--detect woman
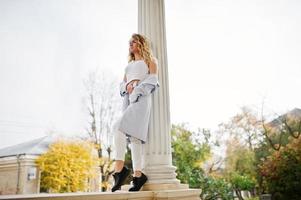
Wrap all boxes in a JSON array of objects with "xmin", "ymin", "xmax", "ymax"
[{"xmin": 111, "ymin": 33, "xmax": 160, "ymax": 192}]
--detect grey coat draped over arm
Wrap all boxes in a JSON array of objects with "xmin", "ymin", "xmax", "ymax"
[{"xmin": 116, "ymin": 73, "xmax": 160, "ymax": 142}]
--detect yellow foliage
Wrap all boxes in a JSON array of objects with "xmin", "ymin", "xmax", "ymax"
[{"xmin": 36, "ymin": 139, "xmax": 99, "ymax": 193}]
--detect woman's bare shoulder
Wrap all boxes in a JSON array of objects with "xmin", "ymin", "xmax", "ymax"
[
  {"xmin": 149, "ymin": 57, "xmax": 158, "ymax": 74},
  {"xmin": 151, "ymin": 57, "xmax": 158, "ymax": 65}
]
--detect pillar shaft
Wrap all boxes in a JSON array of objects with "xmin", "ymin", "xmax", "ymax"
[{"xmin": 138, "ymin": 0, "xmax": 181, "ymax": 186}]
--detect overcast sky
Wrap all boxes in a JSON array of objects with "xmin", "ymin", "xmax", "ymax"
[{"xmin": 0, "ymin": 0, "xmax": 300, "ymax": 149}]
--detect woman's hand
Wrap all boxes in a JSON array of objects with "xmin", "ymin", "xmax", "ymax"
[
  {"xmin": 126, "ymin": 80, "xmax": 139, "ymax": 94},
  {"xmin": 126, "ymin": 83, "xmax": 134, "ymax": 94}
]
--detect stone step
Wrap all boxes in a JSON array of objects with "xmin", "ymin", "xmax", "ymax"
[{"xmin": 0, "ymin": 189, "xmax": 201, "ymax": 200}]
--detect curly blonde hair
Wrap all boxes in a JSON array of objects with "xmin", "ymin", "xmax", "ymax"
[{"xmin": 128, "ymin": 33, "xmax": 155, "ymax": 67}]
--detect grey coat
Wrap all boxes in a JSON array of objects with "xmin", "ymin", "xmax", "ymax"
[{"xmin": 117, "ymin": 73, "xmax": 160, "ymax": 143}]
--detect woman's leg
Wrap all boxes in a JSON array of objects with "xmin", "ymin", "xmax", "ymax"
[
  {"xmin": 128, "ymin": 137, "xmax": 148, "ymax": 192},
  {"xmin": 129, "ymin": 137, "xmax": 144, "ymax": 177},
  {"xmin": 112, "ymin": 128, "xmax": 131, "ymax": 192},
  {"xmin": 113, "ymin": 119, "xmax": 127, "ymax": 172}
]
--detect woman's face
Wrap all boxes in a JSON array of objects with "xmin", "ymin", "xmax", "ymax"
[{"xmin": 129, "ymin": 38, "xmax": 139, "ymax": 54}]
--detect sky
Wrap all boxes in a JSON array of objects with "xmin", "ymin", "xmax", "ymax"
[{"xmin": 0, "ymin": 0, "xmax": 300, "ymax": 149}]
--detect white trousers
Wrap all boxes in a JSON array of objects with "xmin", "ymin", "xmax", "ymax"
[{"xmin": 113, "ymin": 118, "xmax": 144, "ymax": 172}]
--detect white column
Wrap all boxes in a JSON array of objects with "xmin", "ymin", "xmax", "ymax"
[{"xmin": 138, "ymin": 0, "xmax": 185, "ymax": 189}]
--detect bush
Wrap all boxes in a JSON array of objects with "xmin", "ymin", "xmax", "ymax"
[
  {"xmin": 229, "ymin": 172, "xmax": 256, "ymax": 200},
  {"xmin": 230, "ymin": 173, "xmax": 256, "ymax": 191},
  {"xmin": 199, "ymin": 172, "xmax": 234, "ymax": 200}
]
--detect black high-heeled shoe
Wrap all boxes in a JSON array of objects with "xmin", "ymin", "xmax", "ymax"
[
  {"xmin": 128, "ymin": 172, "xmax": 148, "ymax": 192},
  {"xmin": 111, "ymin": 166, "xmax": 131, "ymax": 192}
]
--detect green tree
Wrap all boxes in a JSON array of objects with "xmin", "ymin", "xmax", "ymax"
[
  {"xmin": 36, "ymin": 139, "xmax": 99, "ymax": 193},
  {"xmin": 171, "ymin": 123, "xmax": 234, "ymax": 200},
  {"xmin": 171, "ymin": 123, "xmax": 210, "ymax": 186}
]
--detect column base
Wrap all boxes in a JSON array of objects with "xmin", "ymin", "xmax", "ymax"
[{"xmin": 142, "ymin": 165, "xmax": 180, "ymax": 184}]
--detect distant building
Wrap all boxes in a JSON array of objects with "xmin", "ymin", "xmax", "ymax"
[
  {"xmin": 0, "ymin": 136, "xmax": 55, "ymax": 195},
  {"xmin": 0, "ymin": 136, "xmax": 100, "ymax": 195}
]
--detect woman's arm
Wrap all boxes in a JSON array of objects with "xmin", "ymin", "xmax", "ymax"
[{"xmin": 149, "ymin": 58, "xmax": 158, "ymax": 75}]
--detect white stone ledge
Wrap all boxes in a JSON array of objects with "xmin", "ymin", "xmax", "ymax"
[{"xmin": 0, "ymin": 189, "xmax": 201, "ymax": 200}]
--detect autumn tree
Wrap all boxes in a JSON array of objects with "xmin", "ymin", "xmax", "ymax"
[
  {"xmin": 219, "ymin": 107, "xmax": 301, "ymax": 199},
  {"xmin": 260, "ymin": 136, "xmax": 301, "ymax": 200},
  {"xmin": 219, "ymin": 107, "xmax": 262, "ymax": 198},
  {"xmin": 224, "ymin": 137, "xmax": 256, "ymax": 178},
  {"xmin": 256, "ymin": 108, "xmax": 301, "ymax": 199},
  {"xmin": 219, "ymin": 106, "xmax": 263, "ymax": 151},
  {"xmin": 224, "ymin": 137, "xmax": 257, "ymax": 199},
  {"xmin": 261, "ymin": 108, "xmax": 301, "ymax": 151},
  {"xmin": 36, "ymin": 139, "xmax": 99, "ymax": 193}
]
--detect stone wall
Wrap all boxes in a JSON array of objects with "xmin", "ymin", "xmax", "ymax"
[{"xmin": 0, "ymin": 155, "xmax": 40, "ymax": 195}]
